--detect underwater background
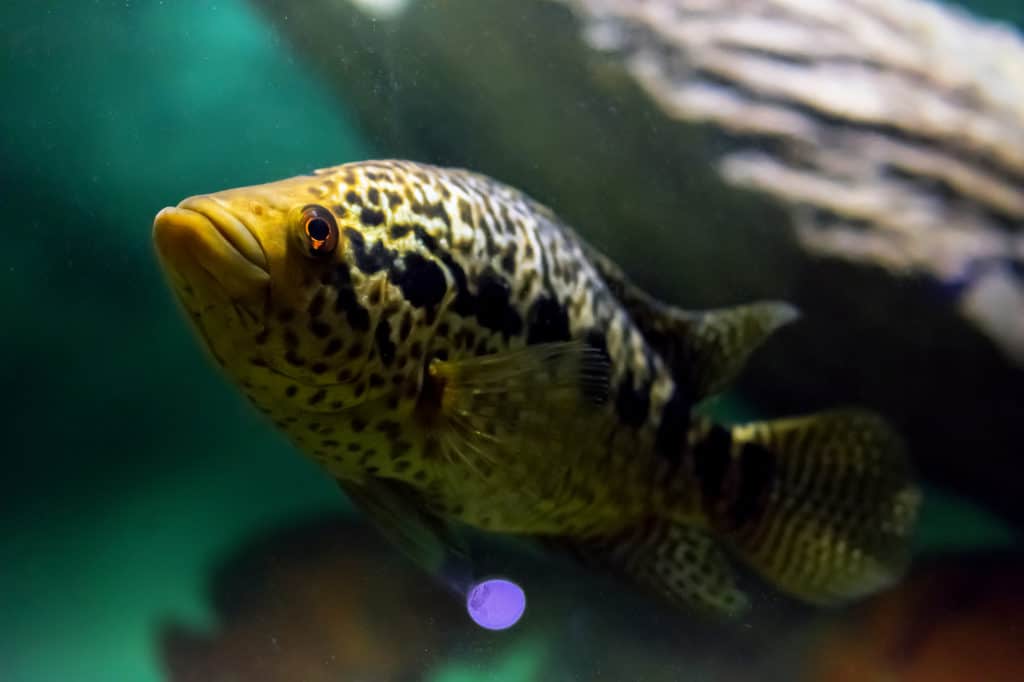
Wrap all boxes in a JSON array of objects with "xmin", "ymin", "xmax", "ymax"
[{"xmin": 2, "ymin": 1, "xmax": 1023, "ymax": 681}]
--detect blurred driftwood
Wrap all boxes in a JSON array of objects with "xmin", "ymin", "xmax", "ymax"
[
  {"xmin": 160, "ymin": 517, "xmax": 814, "ymax": 681},
  {"xmin": 249, "ymin": 0, "xmax": 1024, "ymax": 526},
  {"xmin": 570, "ymin": 0, "xmax": 1024, "ymax": 363}
]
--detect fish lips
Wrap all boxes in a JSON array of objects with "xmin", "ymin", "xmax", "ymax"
[{"xmin": 153, "ymin": 197, "xmax": 270, "ymax": 308}]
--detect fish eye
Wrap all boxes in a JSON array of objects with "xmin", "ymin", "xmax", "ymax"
[{"xmin": 300, "ymin": 205, "xmax": 338, "ymax": 257}]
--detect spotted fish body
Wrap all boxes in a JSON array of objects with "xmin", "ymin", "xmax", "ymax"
[{"xmin": 154, "ymin": 160, "xmax": 920, "ymax": 614}]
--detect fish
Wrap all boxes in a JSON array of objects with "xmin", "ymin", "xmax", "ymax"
[{"xmin": 152, "ymin": 159, "xmax": 920, "ymax": 616}]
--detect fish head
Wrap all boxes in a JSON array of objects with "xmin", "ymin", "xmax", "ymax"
[{"xmin": 153, "ymin": 166, "xmax": 425, "ymax": 424}]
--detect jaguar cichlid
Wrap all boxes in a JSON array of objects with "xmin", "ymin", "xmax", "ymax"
[{"xmin": 153, "ymin": 160, "xmax": 920, "ymax": 615}]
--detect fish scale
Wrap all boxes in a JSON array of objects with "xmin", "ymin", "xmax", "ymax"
[{"xmin": 153, "ymin": 159, "xmax": 920, "ymax": 616}]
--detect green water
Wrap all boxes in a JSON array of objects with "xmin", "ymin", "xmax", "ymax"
[
  {"xmin": 2, "ymin": 2, "xmax": 366, "ymax": 680},
  {"xmin": 1, "ymin": 2, "xmax": 1021, "ymax": 681}
]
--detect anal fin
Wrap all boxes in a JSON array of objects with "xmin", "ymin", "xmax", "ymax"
[{"xmin": 558, "ymin": 521, "xmax": 749, "ymax": 617}]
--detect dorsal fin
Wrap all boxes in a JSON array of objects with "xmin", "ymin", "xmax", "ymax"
[{"xmin": 581, "ymin": 240, "xmax": 799, "ymax": 400}]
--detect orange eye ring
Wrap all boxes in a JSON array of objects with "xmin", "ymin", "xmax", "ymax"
[{"xmin": 301, "ymin": 205, "xmax": 338, "ymax": 257}]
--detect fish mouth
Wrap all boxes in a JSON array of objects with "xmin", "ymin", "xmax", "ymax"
[{"xmin": 153, "ymin": 197, "xmax": 270, "ymax": 306}]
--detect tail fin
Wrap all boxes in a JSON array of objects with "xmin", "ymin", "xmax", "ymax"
[{"xmin": 702, "ymin": 409, "xmax": 921, "ymax": 605}]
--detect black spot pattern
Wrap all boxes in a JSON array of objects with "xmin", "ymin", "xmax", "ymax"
[
  {"xmin": 732, "ymin": 443, "xmax": 776, "ymax": 526},
  {"xmin": 437, "ymin": 251, "xmax": 474, "ymax": 316},
  {"xmin": 399, "ymin": 312, "xmax": 413, "ymax": 341},
  {"xmin": 375, "ymin": 319, "xmax": 397, "ymax": 367},
  {"xmin": 310, "ymin": 320, "xmax": 331, "ymax": 338},
  {"xmin": 655, "ymin": 386, "xmax": 692, "ymax": 461},
  {"xmin": 412, "ymin": 226, "xmax": 438, "ymax": 251},
  {"xmin": 331, "ymin": 262, "xmax": 371, "ymax": 332},
  {"xmin": 391, "ymin": 253, "xmax": 447, "ymax": 309},
  {"xmin": 360, "ymin": 207, "xmax": 385, "ymax": 226},
  {"xmin": 500, "ymin": 244, "xmax": 517, "ymax": 274},
  {"xmin": 324, "ymin": 338, "xmax": 343, "ymax": 356},
  {"xmin": 345, "ymin": 228, "xmax": 396, "ymax": 274},
  {"xmin": 614, "ymin": 371, "xmax": 651, "ymax": 428},
  {"xmin": 474, "ymin": 268, "xmax": 523, "ymax": 338},
  {"xmin": 307, "ymin": 291, "xmax": 325, "ymax": 317},
  {"xmin": 694, "ymin": 424, "xmax": 732, "ymax": 502},
  {"xmin": 411, "ymin": 199, "xmax": 450, "ymax": 227},
  {"xmin": 526, "ymin": 296, "xmax": 571, "ymax": 344}
]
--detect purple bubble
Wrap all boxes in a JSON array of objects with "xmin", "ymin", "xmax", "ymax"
[{"xmin": 466, "ymin": 578, "xmax": 526, "ymax": 630}]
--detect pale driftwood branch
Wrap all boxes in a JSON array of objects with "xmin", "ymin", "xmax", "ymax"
[{"xmin": 565, "ymin": 0, "xmax": 1024, "ymax": 363}]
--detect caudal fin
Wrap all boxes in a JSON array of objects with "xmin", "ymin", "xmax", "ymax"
[{"xmin": 705, "ymin": 409, "xmax": 921, "ymax": 605}]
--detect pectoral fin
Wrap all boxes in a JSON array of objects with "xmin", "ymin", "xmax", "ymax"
[
  {"xmin": 339, "ymin": 477, "xmax": 472, "ymax": 588},
  {"xmin": 425, "ymin": 340, "xmax": 611, "ymax": 496}
]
